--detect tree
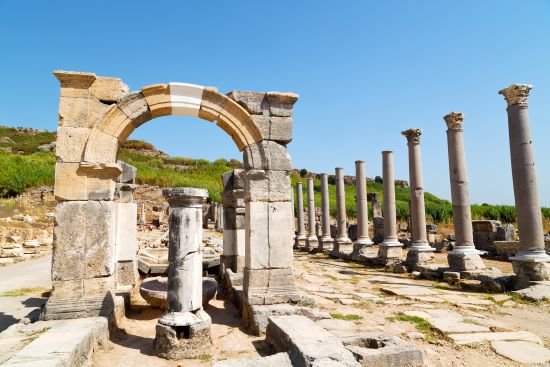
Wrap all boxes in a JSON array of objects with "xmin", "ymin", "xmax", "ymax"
[
  {"xmin": 300, "ymin": 168, "xmax": 308, "ymax": 177},
  {"xmin": 374, "ymin": 176, "xmax": 383, "ymax": 184}
]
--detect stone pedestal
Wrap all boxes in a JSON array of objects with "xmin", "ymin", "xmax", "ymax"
[
  {"xmin": 351, "ymin": 161, "xmax": 373, "ymax": 259},
  {"xmin": 221, "ymin": 170, "xmax": 245, "ymax": 274},
  {"xmin": 294, "ymin": 182, "xmax": 307, "ymax": 249},
  {"xmin": 305, "ymin": 178, "xmax": 319, "ymax": 251},
  {"xmin": 332, "ymin": 168, "xmax": 353, "ymax": 256},
  {"xmin": 499, "ymin": 84, "xmax": 550, "ymax": 281},
  {"xmin": 318, "ymin": 173, "xmax": 334, "ymax": 252},
  {"xmin": 401, "ymin": 129, "xmax": 434, "ymax": 268},
  {"xmin": 378, "ymin": 151, "xmax": 403, "ymax": 265},
  {"xmin": 153, "ymin": 188, "xmax": 212, "ymax": 359},
  {"xmin": 443, "ymin": 112, "xmax": 485, "ymax": 271}
]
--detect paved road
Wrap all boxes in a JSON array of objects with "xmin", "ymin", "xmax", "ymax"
[
  {"xmin": 0, "ymin": 255, "xmax": 51, "ymax": 332},
  {"xmin": 0, "ymin": 255, "xmax": 51, "ymax": 293}
]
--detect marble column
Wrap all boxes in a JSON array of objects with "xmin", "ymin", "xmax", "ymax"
[
  {"xmin": 294, "ymin": 182, "xmax": 307, "ymax": 249},
  {"xmin": 291, "ymin": 187, "xmax": 296, "ymax": 241},
  {"xmin": 499, "ymin": 84, "xmax": 550, "ymax": 281},
  {"xmin": 154, "ymin": 188, "xmax": 211, "ymax": 359},
  {"xmin": 305, "ymin": 178, "xmax": 319, "ymax": 250},
  {"xmin": 378, "ymin": 151, "xmax": 403, "ymax": 264},
  {"xmin": 401, "ymin": 129, "xmax": 434, "ymax": 267},
  {"xmin": 319, "ymin": 173, "xmax": 334, "ymax": 251},
  {"xmin": 444, "ymin": 112, "xmax": 485, "ymax": 271},
  {"xmin": 139, "ymin": 202, "xmax": 146, "ymax": 225},
  {"xmin": 333, "ymin": 167, "xmax": 353, "ymax": 256},
  {"xmin": 352, "ymin": 160, "xmax": 373, "ymax": 259}
]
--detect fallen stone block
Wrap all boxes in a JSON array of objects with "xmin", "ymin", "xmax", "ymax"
[
  {"xmin": 491, "ymin": 340, "xmax": 550, "ymax": 364},
  {"xmin": 266, "ymin": 315, "xmax": 360, "ymax": 367},
  {"xmin": 341, "ymin": 332, "xmax": 424, "ymax": 367},
  {"xmin": 512, "ymin": 281, "xmax": 550, "ymax": 302},
  {"xmin": 447, "ymin": 331, "xmax": 543, "ymax": 346}
]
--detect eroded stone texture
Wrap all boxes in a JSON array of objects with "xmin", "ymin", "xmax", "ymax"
[
  {"xmin": 90, "ymin": 77, "xmax": 129, "ymax": 103},
  {"xmin": 222, "ymin": 170, "xmax": 246, "ymax": 273},
  {"xmin": 243, "ymin": 140, "xmax": 292, "ymax": 170}
]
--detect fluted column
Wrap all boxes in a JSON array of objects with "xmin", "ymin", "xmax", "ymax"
[
  {"xmin": 154, "ymin": 188, "xmax": 211, "ymax": 359},
  {"xmin": 294, "ymin": 182, "xmax": 307, "ymax": 249},
  {"xmin": 401, "ymin": 129, "xmax": 434, "ymax": 267},
  {"xmin": 499, "ymin": 84, "xmax": 550, "ymax": 281},
  {"xmin": 333, "ymin": 167, "xmax": 353, "ymax": 256},
  {"xmin": 319, "ymin": 173, "xmax": 334, "ymax": 251},
  {"xmin": 444, "ymin": 112, "xmax": 485, "ymax": 270},
  {"xmin": 378, "ymin": 151, "xmax": 402, "ymax": 264},
  {"xmin": 305, "ymin": 178, "xmax": 319, "ymax": 250}
]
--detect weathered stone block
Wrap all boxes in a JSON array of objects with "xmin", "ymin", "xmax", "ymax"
[
  {"xmin": 243, "ymin": 140, "xmax": 292, "ymax": 170},
  {"xmin": 83, "ymin": 277, "xmax": 115, "ymax": 297},
  {"xmin": 58, "ymin": 96, "xmax": 91, "ymax": 128},
  {"xmin": 117, "ymin": 160, "xmax": 137, "ymax": 184},
  {"xmin": 96, "ymin": 105, "xmax": 132, "ymax": 141},
  {"xmin": 84, "ymin": 201, "xmax": 116, "ymax": 278},
  {"xmin": 54, "ymin": 162, "xmax": 87, "ymax": 200},
  {"xmin": 265, "ymin": 92, "xmax": 299, "ymax": 117},
  {"xmin": 117, "ymin": 92, "xmax": 152, "ymax": 128},
  {"xmin": 268, "ymin": 170, "xmax": 292, "ymax": 202},
  {"xmin": 268, "ymin": 201, "xmax": 293, "ymax": 268},
  {"xmin": 86, "ymin": 170, "xmax": 116, "ymax": 201},
  {"xmin": 117, "ymin": 261, "xmax": 137, "ymax": 287},
  {"xmin": 83, "ymin": 129, "xmax": 118, "ymax": 164},
  {"xmin": 55, "ymin": 127, "xmax": 91, "ymax": 163},
  {"xmin": 90, "ymin": 77, "xmax": 129, "ymax": 103},
  {"xmin": 115, "ymin": 202, "xmax": 137, "ymax": 261},
  {"xmin": 142, "ymin": 83, "xmax": 171, "ymax": 118},
  {"xmin": 269, "ymin": 117, "xmax": 292, "ymax": 144},
  {"xmin": 227, "ymin": 91, "xmax": 268, "ymax": 115},
  {"xmin": 245, "ymin": 201, "xmax": 269, "ymax": 269},
  {"xmin": 50, "ymin": 279, "xmax": 84, "ymax": 300},
  {"xmin": 54, "ymin": 70, "xmax": 96, "ymax": 98},
  {"xmin": 199, "ymin": 87, "xmax": 226, "ymax": 122},
  {"xmin": 52, "ymin": 201, "xmax": 86, "ymax": 281},
  {"xmin": 250, "ymin": 115, "xmax": 270, "ymax": 141}
]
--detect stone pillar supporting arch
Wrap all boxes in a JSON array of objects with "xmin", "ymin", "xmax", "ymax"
[{"xmin": 46, "ymin": 70, "xmax": 299, "ymax": 321}]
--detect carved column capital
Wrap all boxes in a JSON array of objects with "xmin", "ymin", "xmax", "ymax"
[
  {"xmin": 499, "ymin": 84, "xmax": 532, "ymax": 107},
  {"xmin": 401, "ymin": 128, "xmax": 422, "ymax": 144},
  {"xmin": 444, "ymin": 112, "xmax": 464, "ymax": 130}
]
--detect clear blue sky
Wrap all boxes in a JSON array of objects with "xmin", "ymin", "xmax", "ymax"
[{"xmin": 1, "ymin": 1, "xmax": 549, "ymax": 206}]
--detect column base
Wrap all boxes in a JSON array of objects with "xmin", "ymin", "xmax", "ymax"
[
  {"xmin": 43, "ymin": 294, "xmax": 114, "ymax": 321},
  {"xmin": 511, "ymin": 251, "xmax": 550, "ymax": 282},
  {"xmin": 378, "ymin": 240, "xmax": 403, "ymax": 265},
  {"xmin": 305, "ymin": 235, "xmax": 319, "ymax": 252},
  {"xmin": 154, "ymin": 309, "xmax": 212, "ymax": 360},
  {"xmin": 331, "ymin": 237, "xmax": 353, "ymax": 257},
  {"xmin": 447, "ymin": 248, "xmax": 485, "ymax": 271},
  {"xmin": 351, "ymin": 238, "xmax": 374, "ymax": 259},
  {"xmin": 405, "ymin": 244, "xmax": 434, "ymax": 268},
  {"xmin": 318, "ymin": 237, "xmax": 334, "ymax": 252},
  {"xmin": 221, "ymin": 254, "xmax": 245, "ymax": 274},
  {"xmin": 294, "ymin": 235, "xmax": 307, "ymax": 249}
]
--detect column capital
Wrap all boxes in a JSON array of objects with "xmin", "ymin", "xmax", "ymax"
[
  {"xmin": 401, "ymin": 128, "xmax": 422, "ymax": 144},
  {"xmin": 498, "ymin": 84, "xmax": 532, "ymax": 107},
  {"xmin": 443, "ymin": 112, "xmax": 464, "ymax": 130},
  {"xmin": 162, "ymin": 187, "xmax": 208, "ymax": 207}
]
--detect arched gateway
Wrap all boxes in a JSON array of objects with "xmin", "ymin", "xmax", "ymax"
[{"xmin": 45, "ymin": 70, "xmax": 300, "ymax": 322}]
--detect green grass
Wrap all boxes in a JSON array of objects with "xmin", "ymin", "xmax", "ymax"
[
  {"xmin": 387, "ymin": 313, "xmax": 436, "ymax": 340},
  {"xmin": 0, "ymin": 287, "xmax": 51, "ymax": 297},
  {"xmin": 330, "ymin": 312, "xmax": 363, "ymax": 321},
  {"xmin": 0, "ymin": 125, "xmax": 549, "ymax": 225}
]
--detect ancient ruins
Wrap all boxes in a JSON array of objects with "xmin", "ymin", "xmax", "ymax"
[{"xmin": 1, "ymin": 71, "xmax": 550, "ymax": 366}]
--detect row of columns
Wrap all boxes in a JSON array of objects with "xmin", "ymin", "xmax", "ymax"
[{"xmin": 292, "ymin": 84, "xmax": 550, "ymax": 279}]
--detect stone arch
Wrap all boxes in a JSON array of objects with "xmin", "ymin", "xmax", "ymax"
[
  {"xmin": 82, "ymin": 83, "xmax": 264, "ymax": 166},
  {"xmin": 47, "ymin": 70, "xmax": 300, "ymax": 325}
]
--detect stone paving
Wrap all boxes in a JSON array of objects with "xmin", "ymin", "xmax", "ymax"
[{"xmin": 293, "ymin": 252, "xmax": 550, "ymax": 366}]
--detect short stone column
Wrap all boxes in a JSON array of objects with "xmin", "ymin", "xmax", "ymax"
[
  {"xmin": 154, "ymin": 188, "xmax": 211, "ymax": 359},
  {"xmin": 378, "ymin": 151, "xmax": 403, "ymax": 264},
  {"xmin": 444, "ymin": 112, "xmax": 485, "ymax": 271},
  {"xmin": 499, "ymin": 84, "xmax": 550, "ymax": 281},
  {"xmin": 332, "ymin": 167, "xmax": 353, "ymax": 256},
  {"xmin": 318, "ymin": 173, "xmax": 334, "ymax": 251},
  {"xmin": 294, "ymin": 182, "xmax": 307, "ymax": 249},
  {"xmin": 305, "ymin": 178, "xmax": 319, "ymax": 251},
  {"xmin": 401, "ymin": 129, "xmax": 434, "ymax": 267},
  {"xmin": 352, "ymin": 160, "xmax": 373, "ymax": 258}
]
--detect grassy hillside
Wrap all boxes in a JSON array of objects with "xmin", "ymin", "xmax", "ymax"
[{"xmin": 0, "ymin": 125, "xmax": 549, "ymax": 224}]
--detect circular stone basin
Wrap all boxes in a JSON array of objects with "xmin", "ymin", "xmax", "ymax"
[{"xmin": 140, "ymin": 277, "xmax": 217, "ymax": 309}]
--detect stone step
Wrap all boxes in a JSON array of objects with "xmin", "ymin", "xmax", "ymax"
[
  {"xmin": 266, "ymin": 315, "xmax": 360, "ymax": 367},
  {"xmin": 1, "ymin": 317, "xmax": 108, "ymax": 366},
  {"xmin": 447, "ymin": 331, "xmax": 543, "ymax": 346},
  {"xmin": 213, "ymin": 352, "xmax": 293, "ymax": 367}
]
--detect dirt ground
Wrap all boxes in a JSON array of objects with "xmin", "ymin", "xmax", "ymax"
[{"xmin": 93, "ymin": 247, "xmax": 549, "ymax": 367}]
